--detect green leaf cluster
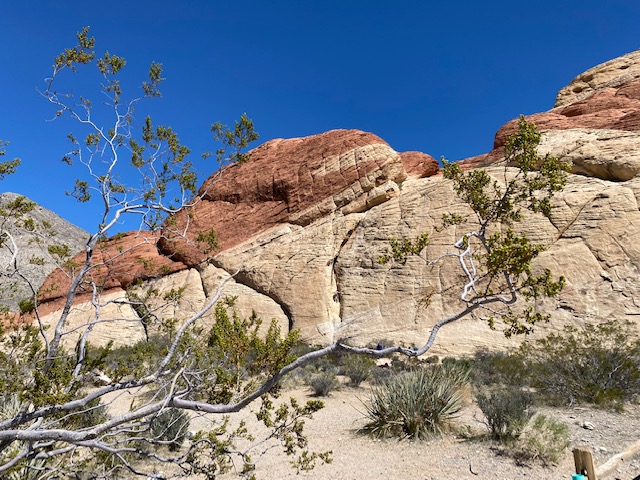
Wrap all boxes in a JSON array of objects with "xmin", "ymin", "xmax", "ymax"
[
  {"xmin": 443, "ymin": 116, "xmax": 571, "ymax": 229},
  {"xmin": 195, "ymin": 303, "xmax": 300, "ymax": 403},
  {"xmin": 205, "ymin": 112, "xmax": 259, "ymax": 165},
  {"xmin": 378, "ymin": 232, "xmax": 429, "ymax": 265},
  {"xmin": 53, "ymin": 26, "xmax": 95, "ymax": 71},
  {"xmin": 0, "ymin": 140, "xmax": 20, "ymax": 181}
]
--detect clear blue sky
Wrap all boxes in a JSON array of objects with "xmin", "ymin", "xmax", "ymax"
[{"xmin": 1, "ymin": 0, "xmax": 638, "ymax": 232}]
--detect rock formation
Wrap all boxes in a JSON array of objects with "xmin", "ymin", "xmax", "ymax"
[
  {"xmin": 0, "ymin": 192, "xmax": 87, "ymax": 312},
  {"xmin": 33, "ymin": 49, "xmax": 640, "ymax": 355}
]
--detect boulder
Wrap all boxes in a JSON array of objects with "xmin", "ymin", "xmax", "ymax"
[
  {"xmin": 158, "ymin": 129, "xmax": 407, "ymax": 266},
  {"xmin": 399, "ymin": 151, "xmax": 440, "ymax": 178},
  {"xmin": 32, "ymin": 49, "xmax": 640, "ymax": 356}
]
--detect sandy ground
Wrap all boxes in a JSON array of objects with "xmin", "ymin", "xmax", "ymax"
[{"xmin": 180, "ymin": 384, "xmax": 640, "ymax": 480}]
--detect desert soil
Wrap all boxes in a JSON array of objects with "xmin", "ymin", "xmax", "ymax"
[{"xmin": 189, "ymin": 384, "xmax": 640, "ymax": 480}]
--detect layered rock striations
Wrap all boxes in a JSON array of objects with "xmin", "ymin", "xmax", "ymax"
[
  {"xmin": 157, "ymin": 129, "xmax": 414, "ymax": 266},
  {"xmin": 34, "ymin": 49, "xmax": 640, "ymax": 354},
  {"xmin": 464, "ymin": 49, "xmax": 640, "ymax": 180}
]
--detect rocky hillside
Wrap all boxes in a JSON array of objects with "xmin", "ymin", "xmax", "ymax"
[
  {"xmin": 0, "ymin": 192, "xmax": 87, "ymax": 312},
  {"xmin": 36, "ymin": 49, "xmax": 640, "ymax": 355}
]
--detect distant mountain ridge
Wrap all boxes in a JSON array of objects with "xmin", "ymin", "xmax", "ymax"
[{"xmin": 0, "ymin": 192, "xmax": 87, "ymax": 312}]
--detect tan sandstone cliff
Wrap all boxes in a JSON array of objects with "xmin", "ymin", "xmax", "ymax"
[{"xmin": 37, "ymin": 49, "xmax": 640, "ymax": 355}]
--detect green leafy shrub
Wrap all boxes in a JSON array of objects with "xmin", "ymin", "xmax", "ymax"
[
  {"xmin": 341, "ymin": 354, "xmax": 376, "ymax": 387},
  {"xmin": 520, "ymin": 320, "xmax": 640, "ymax": 408},
  {"xmin": 86, "ymin": 335, "xmax": 171, "ymax": 381},
  {"xmin": 476, "ymin": 387, "xmax": 534, "ymax": 441},
  {"xmin": 369, "ymin": 365, "xmax": 394, "ymax": 385},
  {"xmin": 65, "ymin": 398, "xmax": 109, "ymax": 430},
  {"xmin": 17, "ymin": 298, "xmax": 34, "ymax": 314},
  {"xmin": 361, "ymin": 364, "xmax": 468, "ymax": 439},
  {"xmin": 308, "ymin": 372, "xmax": 339, "ymax": 397},
  {"xmin": 512, "ymin": 414, "xmax": 569, "ymax": 465},
  {"xmin": 150, "ymin": 408, "xmax": 190, "ymax": 451}
]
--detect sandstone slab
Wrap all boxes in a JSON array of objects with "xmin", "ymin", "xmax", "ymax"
[
  {"xmin": 555, "ymin": 49, "xmax": 640, "ymax": 107},
  {"xmin": 39, "ymin": 289, "xmax": 145, "ymax": 349},
  {"xmin": 158, "ymin": 129, "xmax": 407, "ymax": 266}
]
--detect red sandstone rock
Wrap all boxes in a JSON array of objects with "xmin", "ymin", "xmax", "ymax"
[
  {"xmin": 158, "ymin": 129, "xmax": 406, "ymax": 266},
  {"xmin": 39, "ymin": 230, "xmax": 187, "ymax": 307},
  {"xmin": 399, "ymin": 151, "xmax": 440, "ymax": 177},
  {"xmin": 460, "ymin": 78, "xmax": 640, "ymax": 170}
]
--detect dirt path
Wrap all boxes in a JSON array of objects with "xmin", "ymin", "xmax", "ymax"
[{"xmin": 199, "ymin": 387, "xmax": 640, "ymax": 480}]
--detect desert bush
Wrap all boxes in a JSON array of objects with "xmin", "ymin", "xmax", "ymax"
[
  {"xmin": 369, "ymin": 365, "xmax": 394, "ymax": 385},
  {"xmin": 17, "ymin": 298, "xmax": 34, "ymax": 314},
  {"xmin": 361, "ymin": 364, "xmax": 468, "ymax": 439},
  {"xmin": 308, "ymin": 372, "xmax": 340, "ymax": 397},
  {"xmin": 66, "ymin": 398, "xmax": 110, "ymax": 430},
  {"xmin": 520, "ymin": 320, "xmax": 640, "ymax": 408},
  {"xmin": 308, "ymin": 356, "xmax": 339, "ymax": 375},
  {"xmin": 442, "ymin": 356, "xmax": 473, "ymax": 373},
  {"xmin": 512, "ymin": 414, "xmax": 569, "ymax": 465},
  {"xmin": 476, "ymin": 387, "xmax": 534, "ymax": 441},
  {"xmin": 150, "ymin": 408, "xmax": 191, "ymax": 451},
  {"xmin": 341, "ymin": 354, "xmax": 376, "ymax": 387},
  {"xmin": 469, "ymin": 349, "xmax": 526, "ymax": 388}
]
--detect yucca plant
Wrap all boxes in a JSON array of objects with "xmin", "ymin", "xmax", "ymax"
[{"xmin": 361, "ymin": 364, "xmax": 468, "ymax": 439}]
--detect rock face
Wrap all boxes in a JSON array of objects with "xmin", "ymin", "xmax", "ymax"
[
  {"xmin": 555, "ymin": 49, "xmax": 640, "ymax": 107},
  {"xmin": 0, "ymin": 193, "xmax": 88, "ymax": 312},
  {"xmin": 158, "ymin": 130, "xmax": 411, "ymax": 266},
  {"xmin": 39, "ymin": 231, "xmax": 187, "ymax": 307},
  {"xmin": 465, "ymin": 49, "xmax": 640, "ymax": 180},
  {"xmin": 34, "ymin": 49, "xmax": 640, "ymax": 354},
  {"xmin": 35, "ymin": 231, "xmax": 188, "ymax": 348}
]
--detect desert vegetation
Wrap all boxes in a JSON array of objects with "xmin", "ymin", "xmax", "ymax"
[{"xmin": 5, "ymin": 25, "xmax": 637, "ymax": 480}]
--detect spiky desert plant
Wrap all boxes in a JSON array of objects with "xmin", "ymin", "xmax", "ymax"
[{"xmin": 361, "ymin": 364, "xmax": 468, "ymax": 439}]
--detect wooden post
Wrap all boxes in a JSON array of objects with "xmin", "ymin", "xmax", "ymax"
[
  {"xmin": 573, "ymin": 446, "xmax": 598, "ymax": 480},
  {"xmin": 595, "ymin": 439, "xmax": 640, "ymax": 479}
]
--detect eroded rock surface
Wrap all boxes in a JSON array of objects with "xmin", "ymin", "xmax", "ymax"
[
  {"xmin": 555, "ymin": 49, "xmax": 640, "ymax": 107},
  {"xmin": 158, "ymin": 129, "xmax": 407, "ymax": 266},
  {"xmin": 33, "ymin": 49, "xmax": 640, "ymax": 353}
]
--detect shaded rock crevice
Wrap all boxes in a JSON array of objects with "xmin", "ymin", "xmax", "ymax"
[
  {"xmin": 231, "ymin": 269, "xmax": 295, "ymax": 332},
  {"xmin": 330, "ymin": 217, "xmax": 362, "ymax": 323}
]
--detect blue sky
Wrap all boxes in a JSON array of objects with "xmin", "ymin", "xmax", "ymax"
[{"xmin": 1, "ymin": 1, "xmax": 638, "ymax": 232}]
